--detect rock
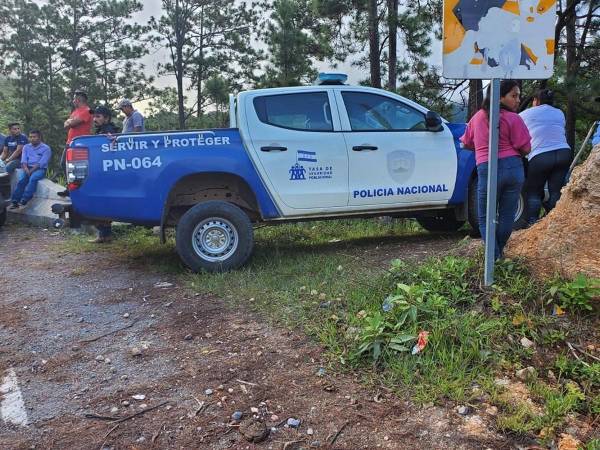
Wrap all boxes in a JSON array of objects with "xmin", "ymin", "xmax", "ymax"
[
  {"xmin": 231, "ymin": 411, "xmax": 243, "ymax": 421},
  {"xmin": 104, "ymin": 358, "xmax": 111, "ymax": 364},
  {"xmin": 485, "ymin": 405, "xmax": 498, "ymax": 416},
  {"xmin": 135, "ymin": 436, "xmax": 145, "ymax": 443},
  {"xmin": 287, "ymin": 417, "xmax": 301, "ymax": 428},
  {"xmin": 77, "ymin": 317, "xmax": 84, "ymax": 323},
  {"xmin": 184, "ymin": 334, "xmax": 193, "ymax": 341},
  {"xmin": 154, "ymin": 281, "xmax": 173, "ymax": 288},
  {"xmin": 310, "ymin": 441, "xmax": 321, "ymax": 448},
  {"xmin": 95, "ymin": 355, "xmax": 104, "ymax": 362},
  {"xmin": 318, "ymin": 293, "xmax": 327, "ymax": 300},
  {"xmin": 250, "ymin": 407, "xmax": 259, "ymax": 413},
  {"xmin": 227, "ymin": 388, "xmax": 234, "ymax": 393},
  {"xmin": 307, "ymin": 427, "xmax": 314, "ymax": 435},
  {"xmin": 310, "ymin": 290, "xmax": 318, "ymax": 296},
  {"xmin": 123, "ymin": 313, "xmax": 130, "ymax": 318},
  {"xmin": 457, "ymin": 405, "xmax": 472, "ymax": 415},
  {"xmin": 548, "ymin": 370, "xmax": 557, "ymax": 381},
  {"xmin": 139, "ymin": 403, "xmax": 148, "ymax": 409},
  {"xmin": 132, "ymin": 394, "xmax": 146, "ymax": 400},
  {"xmin": 319, "ymin": 301, "xmax": 331, "ymax": 308},
  {"xmin": 238, "ymin": 418, "xmax": 269, "ymax": 443},
  {"xmin": 120, "ymin": 375, "xmax": 128, "ymax": 381},
  {"xmin": 130, "ymin": 347, "xmax": 142, "ymax": 357},
  {"xmin": 520, "ymin": 337, "xmax": 535, "ymax": 349},
  {"xmin": 204, "ymin": 389, "xmax": 213, "ymax": 396},
  {"xmin": 110, "ymin": 407, "xmax": 119, "ymax": 414},
  {"xmin": 121, "ymin": 400, "xmax": 130, "ymax": 407},
  {"xmin": 558, "ymin": 433, "xmax": 581, "ymax": 450},
  {"xmin": 516, "ymin": 366, "xmax": 536, "ymax": 380},
  {"xmin": 270, "ymin": 414, "xmax": 279, "ymax": 421},
  {"xmin": 494, "ymin": 378, "xmax": 510, "ymax": 387}
]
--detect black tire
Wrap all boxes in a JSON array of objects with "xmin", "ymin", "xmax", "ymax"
[
  {"xmin": 467, "ymin": 174, "xmax": 528, "ymax": 234},
  {"xmin": 176, "ymin": 201, "xmax": 253, "ymax": 273},
  {"xmin": 0, "ymin": 207, "xmax": 6, "ymax": 228},
  {"xmin": 416, "ymin": 211, "xmax": 465, "ymax": 232}
]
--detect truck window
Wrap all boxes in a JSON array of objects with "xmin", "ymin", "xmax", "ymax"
[
  {"xmin": 253, "ymin": 92, "xmax": 333, "ymax": 132},
  {"xmin": 341, "ymin": 92, "xmax": 426, "ymax": 131}
]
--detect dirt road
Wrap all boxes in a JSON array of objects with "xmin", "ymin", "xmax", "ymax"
[{"xmin": 0, "ymin": 225, "xmax": 511, "ymax": 449}]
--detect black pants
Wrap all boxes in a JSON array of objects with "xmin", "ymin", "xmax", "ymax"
[{"xmin": 524, "ymin": 148, "xmax": 572, "ymax": 224}]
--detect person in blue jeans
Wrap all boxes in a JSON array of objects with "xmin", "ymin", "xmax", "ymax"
[
  {"xmin": 461, "ymin": 80, "xmax": 532, "ymax": 260},
  {"xmin": 10, "ymin": 130, "xmax": 51, "ymax": 208}
]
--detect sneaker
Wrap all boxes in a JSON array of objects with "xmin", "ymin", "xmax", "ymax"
[
  {"xmin": 88, "ymin": 235, "xmax": 113, "ymax": 244},
  {"xmin": 57, "ymin": 190, "xmax": 70, "ymax": 197},
  {"xmin": 19, "ymin": 201, "xmax": 28, "ymax": 208},
  {"xmin": 9, "ymin": 202, "xmax": 19, "ymax": 209}
]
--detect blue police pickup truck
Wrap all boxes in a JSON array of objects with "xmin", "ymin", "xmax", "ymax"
[{"xmin": 57, "ymin": 74, "xmax": 525, "ymax": 272}]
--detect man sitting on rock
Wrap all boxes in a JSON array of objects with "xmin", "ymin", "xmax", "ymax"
[{"xmin": 10, "ymin": 130, "xmax": 51, "ymax": 209}]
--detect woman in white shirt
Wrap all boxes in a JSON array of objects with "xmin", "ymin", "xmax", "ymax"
[{"xmin": 519, "ymin": 89, "xmax": 572, "ymax": 226}]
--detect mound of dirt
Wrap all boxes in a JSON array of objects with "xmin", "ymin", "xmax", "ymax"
[{"xmin": 507, "ymin": 145, "xmax": 600, "ymax": 279}]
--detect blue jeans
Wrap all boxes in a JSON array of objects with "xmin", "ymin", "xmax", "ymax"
[
  {"xmin": 477, "ymin": 156, "xmax": 525, "ymax": 260},
  {"xmin": 4, "ymin": 160, "xmax": 20, "ymax": 174},
  {"xmin": 11, "ymin": 168, "xmax": 46, "ymax": 204}
]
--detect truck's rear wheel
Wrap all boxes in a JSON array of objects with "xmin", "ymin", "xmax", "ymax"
[
  {"xmin": 416, "ymin": 212, "xmax": 465, "ymax": 232},
  {"xmin": 176, "ymin": 201, "xmax": 253, "ymax": 273}
]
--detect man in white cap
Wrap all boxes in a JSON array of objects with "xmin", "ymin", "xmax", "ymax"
[{"xmin": 118, "ymin": 99, "xmax": 145, "ymax": 133}]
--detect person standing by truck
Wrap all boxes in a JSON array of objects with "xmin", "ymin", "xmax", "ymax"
[
  {"xmin": 460, "ymin": 80, "xmax": 531, "ymax": 260},
  {"xmin": 58, "ymin": 91, "xmax": 93, "ymax": 197},
  {"xmin": 519, "ymin": 89, "xmax": 571, "ymax": 225},
  {"xmin": 89, "ymin": 105, "xmax": 121, "ymax": 243},
  {"xmin": 1, "ymin": 123, "xmax": 28, "ymax": 174},
  {"xmin": 9, "ymin": 130, "xmax": 51, "ymax": 208},
  {"xmin": 118, "ymin": 99, "xmax": 145, "ymax": 133}
]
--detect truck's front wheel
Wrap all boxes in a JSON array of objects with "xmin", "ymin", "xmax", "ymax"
[{"xmin": 176, "ymin": 201, "xmax": 254, "ymax": 273}]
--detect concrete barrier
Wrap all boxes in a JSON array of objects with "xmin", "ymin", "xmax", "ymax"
[{"xmin": 7, "ymin": 171, "xmax": 71, "ymax": 227}]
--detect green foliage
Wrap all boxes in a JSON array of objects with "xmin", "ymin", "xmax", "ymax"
[
  {"xmin": 258, "ymin": 0, "xmax": 324, "ymax": 87},
  {"xmin": 548, "ymin": 274, "xmax": 600, "ymax": 312}
]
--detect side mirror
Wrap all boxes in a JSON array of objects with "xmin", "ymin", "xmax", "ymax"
[{"xmin": 425, "ymin": 111, "xmax": 443, "ymax": 132}]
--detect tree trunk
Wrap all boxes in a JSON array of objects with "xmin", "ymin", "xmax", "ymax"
[
  {"xmin": 368, "ymin": 0, "xmax": 381, "ymax": 88},
  {"xmin": 565, "ymin": 6, "xmax": 576, "ymax": 149},
  {"xmin": 175, "ymin": 0, "xmax": 186, "ymax": 130},
  {"xmin": 467, "ymin": 79, "xmax": 482, "ymax": 120},
  {"xmin": 387, "ymin": 0, "xmax": 398, "ymax": 90}
]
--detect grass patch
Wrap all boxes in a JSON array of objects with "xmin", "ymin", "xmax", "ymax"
[{"xmin": 66, "ymin": 218, "xmax": 599, "ymax": 444}]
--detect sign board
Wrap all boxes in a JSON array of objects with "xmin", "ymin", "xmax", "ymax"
[{"xmin": 442, "ymin": 0, "xmax": 557, "ymax": 79}]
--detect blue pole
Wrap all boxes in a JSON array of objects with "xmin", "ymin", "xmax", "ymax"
[{"xmin": 484, "ymin": 78, "xmax": 500, "ymax": 286}]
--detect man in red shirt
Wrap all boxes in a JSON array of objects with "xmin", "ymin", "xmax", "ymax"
[
  {"xmin": 65, "ymin": 90, "xmax": 92, "ymax": 144},
  {"xmin": 58, "ymin": 90, "xmax": 92, "ymax": 197}
]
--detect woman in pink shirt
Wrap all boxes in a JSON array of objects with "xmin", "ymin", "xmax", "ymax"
[{"xmin": 461, "ymin": 80, "xmax": 531, "ymax": 260}]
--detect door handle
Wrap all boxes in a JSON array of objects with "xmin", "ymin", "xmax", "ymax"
[
  {"xmin": 352, "ymin": 145, "xmax": 378, "ymax": 151},
  {"xmin": 261, "ymin": 146, "xmax": 287, "ymax": 152}
]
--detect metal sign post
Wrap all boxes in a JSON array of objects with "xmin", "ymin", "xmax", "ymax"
[
  {"xmin": 484, "ymin": 79, "xmax": 500, "ymax": 286},
  {"xmin": 442, "ymin": 0, "xmax": 557, "ymax": 286}
]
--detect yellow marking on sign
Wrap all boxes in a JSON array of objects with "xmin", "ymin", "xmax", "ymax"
[
  {"xmin": 545, "ymin": 39, "xmax": 555, "ymax": 54},
  {"xmin": 537, "ymin": 0, "xmax": 556, "ymax": 14},
  {"xmin": 470, "ymin": 58, "xmax": 484, "ymax": 65},
  {"xmin": 522, "ymin": 44, "xmax": 539, "ymax": 64},
  {"xmin": 502, "ymin": 0, "xmax": 521, "ymax": 15},
  {"xmin": 443, "ymin": 0, "xmax": 464, "ymax": 54}
]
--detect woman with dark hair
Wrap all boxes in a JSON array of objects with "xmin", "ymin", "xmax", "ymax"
[
  {"xmin": 519, "ymin": 89, "xmax": 571, "ymax": 225},
  {"xmin": 460, "ymin": 80, "xmax": 531, "ymax": 260}
]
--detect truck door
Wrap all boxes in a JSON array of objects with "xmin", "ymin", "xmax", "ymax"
[
  {"xmin": 243, "ymin": 90, "xmax": 348, "ymax": 210},
  {"xmin": 335, "ymin": 90, "xmax": 457, "ymax": 207}
]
